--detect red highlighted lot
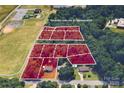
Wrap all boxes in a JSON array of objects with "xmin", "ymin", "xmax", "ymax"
[
  {"xmin": 38, "ymin": 58, "xmax": 58, "ymax": 79},
  {"xmin": 68, "ymin": 44, "xmax": 90, "ymax": 56},
  {"xmin": 38, "ymin": 26, "xmax": 84, "ymax": 40},
  {"xmin": 30, "ymin": 44, "xmax": 43, "ymax": 57},
  {"xmin": 51, "ymin": 31, "xmax": 65, "ymax": 40},
  {"xmin": 22, "ymin": 58, "xmax": 43, "ymax": 79},
  {"xmin": 22, "ymin": 44, "xmax": 96, "ymax": 80},
  {"xmin": 41, "ymin": 44, "xmax": 56, "ymax": 57},
  {"xmin": 39, "ymin": 31, "xmax": 52, "ymax": 40},
  {"xmin": 54, "ymin": 44, "xmax": 68, "ymax": 57},
  {"xmin": 21, "ymin": 26, "xmax": 96, "ymax": 80},
  {"xmin": 68, "ymin": 54, "xmax": 95, "ymax": 65},
  {"xmin": 65, "ymin": 31, "xmax": 83, "ymax": 40},
  {"xmin": 22, "ymin": 57, "xmax": 58, "ymax": 80}
]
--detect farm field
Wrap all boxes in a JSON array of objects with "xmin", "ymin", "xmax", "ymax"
[
  {"xmin": 0, "ymin": 6, "xmax": 17, "ymax": 22},
  {"xmin": 0, "ymin": 6, "xmax": 54, "ymax": 76}
]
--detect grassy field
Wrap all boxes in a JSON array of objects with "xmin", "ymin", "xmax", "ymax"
[
  {"xmin": 0, "ymin": 6, "xmax": 54, "ymax": 77},
  {"xmin": 20, "ymin": 5, "xmax": 52, "ymax": 11},
  {"xmin": 0, "ymin": 6, "xmax": 16, "ymax": 22},
  {"xmin": 110, "ymin": 28, "xmax": 124, "ymax": 34},
  {"xmin": 82, "ymin": 71, "xmax": 99, "ymax": 80}
]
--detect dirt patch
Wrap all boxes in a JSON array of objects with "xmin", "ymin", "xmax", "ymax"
[
  {"xmin": 3, "ymin": 21, "xmax": 23, "ymax": 34},
  {"xmin": 3, "ymin": 25, "xmax": 14, "ymax": 33}
]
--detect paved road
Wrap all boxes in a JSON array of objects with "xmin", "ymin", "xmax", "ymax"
[
  {"xmin": 41, "ymin": 79, "xmax": 106, "ymax": 86},
  {"xmin": 69, "ymin": 80, "xmax": 106, "ymax": 85}
]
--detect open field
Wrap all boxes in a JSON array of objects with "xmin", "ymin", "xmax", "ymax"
[
  {"xmin": 0, "ymin": 6, "xmax": 17, "ymax": 23},
  {"xmin": 0, "ymin": 6, "xmax": 54, "ymax": 77}
]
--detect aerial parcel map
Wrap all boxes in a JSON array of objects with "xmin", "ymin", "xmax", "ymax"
[{"xmin": 0, "ymin": 5, "xmax": 124, "ymax": 88}]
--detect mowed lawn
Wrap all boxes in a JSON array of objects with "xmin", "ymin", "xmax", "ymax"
[
  {"xmin": 82, "ymin": 71, "xmax": 99, "ymax": 80},
  {"xmin": 0, "ymin": 5, "xmax": 16, "ymax": 22},
  {"xmin": 0, "ymin": 7, "xmax": 53, "ymax": 76}
]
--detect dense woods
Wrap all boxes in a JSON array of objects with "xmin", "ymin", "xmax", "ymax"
[
  {"xmin": 58, "ymin": 66, "xmax": 75, "ymax": 81},
  {"xmin": 47, "ymin": 6, "xmax": 124, "ymax": 85},
  {"xmin": 0, "ymin": 77, "xmax": 25, "ymax": 88}
]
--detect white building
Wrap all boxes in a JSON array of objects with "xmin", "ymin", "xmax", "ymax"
[{"xmin": 117, "ymin": 18, "xmax": 124, "ymax": 28}]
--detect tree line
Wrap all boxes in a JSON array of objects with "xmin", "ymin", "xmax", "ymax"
[{"xmin": 46, "ymin": 5, "xmax": 124, "ymax": 85}]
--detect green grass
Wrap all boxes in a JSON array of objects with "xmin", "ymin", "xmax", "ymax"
[
  {"xmin": 24, "ymin": 19, "xmax": 41, "ymax": 26},
  {"xmin": 0, "ymin": 6, "xmax": 16, "ymax": 22},
  {"xmin": 0, "ymin": 6, "xmax": 54, "ymax": 77},
  {"xmin": 82, "ymin": 71, "xmax": 99, "ymax": 80},
  {"xmin": 74, "ymin": 69, "xmax": 81, "ymax": 80},
  {"xmin": 110, "ymin": 28, "xmax": 124, "ymax": 34},
  {"xmin": 111, "ymin": 85, "xmax": 124, "ymax": 88},
  {"xmin": 20, "ymin": 5, "xmax": 50, "ymax": 10},
  {"xmin": 26, "ymin": 10, "xmax": 34, "ymax": 15}
]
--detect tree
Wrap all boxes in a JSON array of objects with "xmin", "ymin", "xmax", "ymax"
[
  {"xmin": 95, "ymin": 85, "xmax": 99, "ymax": 88},
  {"xmin": 0, "ymin": 78, "xmax": 25, "ymax": 88},
  {"xmin": 37, "ymin": 81, "xmax": 58, "ymax": 88},
  {"xmin": 61, "ymin": 84, "xmax": 73, "ymax": 88},
  {"xmin": 77, "ymin": 84, "xmax": 81, "ymax": 88},
  {"xmin": 82, "ymin": 84, "xmax": 89, "ymax": 88},
  {"xmin": 58, "ymin": 58, "xmax": 70, "ymax": 66},
  {"xmin": 102, "ymin": 84, "xmax": 108, "ymax": 88},
  {"xmin": 59, "ymin": 67, "xmax": 75, "ymax": 81},
  {"xmin": 88, "ymin": 74, "xmax": 91, "ymax": 78}
]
